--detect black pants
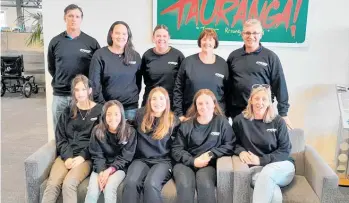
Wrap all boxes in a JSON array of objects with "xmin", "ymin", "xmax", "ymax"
[
  {"xmin": 122, "ymin": 160, "xmax": 172, "ymax": 203},
  {"xmin": 173, "ymin": 163, "xmax": 216, "ymax": 203}
]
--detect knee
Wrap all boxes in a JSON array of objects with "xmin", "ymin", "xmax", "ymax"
[
  {"xmin": 259, "ymin": 164, "xmax": 279, "ymax": 181},
  {"xmin": 175, "ymin": 175, "xmax": 194, "ymax": 190},
  {"xmin": 144, "ymin": 178, "xmax": 161, "ymax": 192},
  {"xmin": 196, "ymin": 176, "xmax": 214, "ymax": 190},
  {"xmin": 196, "ymin": 169, "xmax": 215, "ymax": 190},
  {"xmin": 124, "ymin": 177, "xmax": 141, "ymax": 190},
  {"xmin": 62, "ymin": 178, "xmax": 79, "ymax": 192}
]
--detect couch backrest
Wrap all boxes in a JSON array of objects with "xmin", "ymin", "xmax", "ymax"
[
  {"xmin": 289, "ymin": 128, "xmax": 305, "ymax": 153},
  {"xmin": 289, "ymin": 128, "xmax": 306, "ymax": 175}
]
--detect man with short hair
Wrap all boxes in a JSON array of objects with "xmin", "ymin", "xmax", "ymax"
[
  {"xmin": 47, "ymin": 4, "xmax": 100, "ymax": 129},
  {"xmin": 227, "ymin": 19, "xmax": 292, "ymax": 128}
]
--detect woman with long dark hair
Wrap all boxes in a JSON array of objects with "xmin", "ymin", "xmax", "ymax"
[
  {"xmin": 89, "ymin": 21, "xmax": 141, "ymax": 121},
  {"xmin": 85, "ymin": 100, "xmax": 137, "ymax": 203},
  {"xmin": 41, "ymin": 75, "xmax": 102, "ymax": 203}
]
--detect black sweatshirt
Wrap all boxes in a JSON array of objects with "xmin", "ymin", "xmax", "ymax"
[
  {"xmin": 133, "ymin": 108, "xmax": 180, "ymax": 164},
  {"xmin": 89, "ymin": 124, "xmax": 137, "ymax": 173},
  {"xmin": 140, "ymin": 47, "xmax": 185, "ymax": 107},
  {"xmin": 171, "ymin": 115, "xmax": 235, "ymax": 167},
  {"xmin": 55, "ymin": 103, "xmax": 103, "ymax": 161},
  {"xmin": 227, "ymin": 45, "xmax": 289, "ymax": 116},
  {"xmin": 173, "ymin": 53, "xmax": 230, "ymax": 117},
  {"xmin": 89, "ymin": 47, "xmax": 142, "ymax": 110},
  {"xmin": 47, "ymin": 31, "xmax": 100, "ymax": 96},
  {"xmin": 232, "ymin": 114, "xmax": 293, "ymax": 166}
]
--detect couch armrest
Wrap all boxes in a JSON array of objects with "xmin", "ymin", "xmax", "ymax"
[
  {"xmin": 232, "ymin": 155, "xmax": 251, "ymax": 203},
  {"xmin": 216, "ymin": 156, "xmax": 234, "ymax": 203},
  {"xmin": 304, "ymin": 145, "xmax": 339, "ymax": 203},
  {"xmin": 24, "ymin": 140, "xmax": 56, "ymax": 203}
]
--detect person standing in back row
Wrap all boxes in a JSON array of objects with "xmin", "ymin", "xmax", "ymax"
[
  {"xmin": 140, "ymin": 25, "xmax": 185, "ymax": 109},
  {"xmin": 227, "ymin": 19, "xmax": 292, "ymax": 128},
  {"xmin": 173, "ymin": 28, "xmax": 230, "ymax": 121},
  {"xmin": 47, "ymin": 4, "xmax": 100, "ymax": 129},
  {"xmin": 89, "ymin": 21, "xmax": 141, "ymax": 121}
]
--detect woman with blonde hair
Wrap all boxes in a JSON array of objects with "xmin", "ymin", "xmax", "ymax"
[
  {"xmin": 122, "ymin": 87, "xmax": 180, "ymax": 203},
  {"xmin": 233, "ymin": 84, "xmax": 294, "ymax": 203},
  {"xmin": 172, "ymin": 89, "xmax": 235, "ymax": 203},
  {"xmin": 42, "ymin": 75, "xmax": 102, "ymax": 203}
]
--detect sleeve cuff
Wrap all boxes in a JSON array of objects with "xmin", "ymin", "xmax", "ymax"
[
  {"xmin": 260, "ymin": 155, "xmax": 271, "ymax": 166},
  {"xmin": 234, "ymin": 147, "xmax": 246, "ymax": 156},
  {"xmin": 95, "ymin": 165, "xmax": 106, "ymax": 174},
  {"xmin": 79, "ymin": 150, "xmax": 90, "ymax": 160}
]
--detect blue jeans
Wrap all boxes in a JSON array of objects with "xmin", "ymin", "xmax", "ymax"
[
  {"xmin": 252, "ymin": 161, "xmax": 295, "ymax": 203},
  {"xmin": 52, "ymin": 95, "xmax": 72, "ymax": 130},
  {"xmin": 124, "ymin": 108, "xmax": 137, "ymax": 121},
  {"xmin": 85, "ymin": 170, "xmax": 125, "ymax": 203}
]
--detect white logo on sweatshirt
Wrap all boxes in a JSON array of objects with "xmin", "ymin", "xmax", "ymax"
[
  {"xmin": 129, "ymin": 61, "xmax": 137, "ymax": 64},
  {"xmin": 266, "ymin": 128, "xmax": 277, "ymax": 132},
  {"xmin": 168, "ymin": 61, "xmax": 178, "ymax": 65},
  {"xmin": 215, "ymin": 73, "xmax": 224, "ymax": 78},
  {"xmin": 211, "ymin": 132, "xmax": 220, "ymax": 136},
  {"xmin": 80, "ymin": 49, "xmax": 91, "ymax": 54},
  {"xmin": 256, "ymin": 61, "xmax": 268, "ymax": 67},
  {"xmin": 90, "ymin": 117, "xmax": 97, "ymax": 121}
]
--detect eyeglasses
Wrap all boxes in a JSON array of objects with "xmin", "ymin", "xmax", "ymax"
[
  {"xmin": 251, "ymin": 84, "xmax": 270, "ymax": 89},
  {"xmin": 242, "ymin": 32, "xmax": 261, "ymax": 36}
]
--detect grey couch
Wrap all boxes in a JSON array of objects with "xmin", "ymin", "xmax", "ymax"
[
  {"xmin": 24, "ymin": 140, "xmax": 234, "ymax": 203},
  {"xmin": 227, "ymin": 129, "xmax": 339, "ymax": 203}
]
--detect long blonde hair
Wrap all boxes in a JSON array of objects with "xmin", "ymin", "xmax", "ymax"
[
  {"xmin": 242, "ymin": 86, "xmax": 276, "ymax": 123},
  {"xmin": 186, "ymin": 89, "xmax": 224, "ymax": 119},
  {"xmin": 141, "ymin": 87, "xmax": 175, "ymax": 140}
]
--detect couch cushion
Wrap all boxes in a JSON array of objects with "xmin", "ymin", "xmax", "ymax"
[
  {"xmin": 40, "ymin": 177, "xmax": 205, "ymax": 203},
  {"xmin": 282, "ymin": 175, "xmax": 320, "ymax": 203},
  {"xmin": 117, "ymin": 178, "xmax": 197, "ymax": 203}
]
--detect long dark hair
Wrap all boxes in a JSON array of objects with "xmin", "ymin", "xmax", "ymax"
[
  {"xmin": 94, "ymin": 100, "xmax": 130, "ymax": 143},
  {"xmin": 107, "ymin": 21, "xmax": 136, "ymax": 65},
  {"xmin": 70, "ymin": 74, "xmax": 93, "ymax": 119}
]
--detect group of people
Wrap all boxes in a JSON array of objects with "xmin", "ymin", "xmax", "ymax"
[{"xmin": 43, "ymin": 3, "xmax": 295, "ymax": 203}]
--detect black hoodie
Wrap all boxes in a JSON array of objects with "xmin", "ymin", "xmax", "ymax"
[
  {"xmin": 55, "ymin": 103, "xmax": 103, "ymax": 161},
  {"xmin": 171, "ymin": 115, "xmax": 235, "ymax": 167},
  {"xmin": 89, "ymin": 123, "xmax": 137, "ymax": 173},
  {"xmin": 133, "ymin": 107, "xmax": 180, "ymax": 165}
]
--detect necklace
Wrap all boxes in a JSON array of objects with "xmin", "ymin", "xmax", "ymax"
[{"xmin": 78, "ymin": 102, "xmax": 91, "ymax": 120}]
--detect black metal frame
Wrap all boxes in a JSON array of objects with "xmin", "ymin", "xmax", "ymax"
[{"xmin": 1, "ymin": 54, "xmax": 38, "ymax": 97}]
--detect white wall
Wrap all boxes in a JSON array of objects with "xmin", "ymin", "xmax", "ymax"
[{"xmin": 42, "ymin": 0, "xmax": 349, "ymax": 167}]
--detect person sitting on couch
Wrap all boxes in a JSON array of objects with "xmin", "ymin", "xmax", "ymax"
[
  {"xmin": 122, "ymin": 87, "xmax": 179, "ymax": 203},
  {"xmin": 233, "ymin": 84, "xmax": 295, "ymax": 203},
  {"xmin": 171, "ymin": 89, "xmax": 235, "ymax": 203},
  {"xmin": 41, "ymin": 75, "xmax": 102, "ymax": 203},
  {"xmin": 85, "ymin": 100, "xmax": 137, "ymax": 203}
]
